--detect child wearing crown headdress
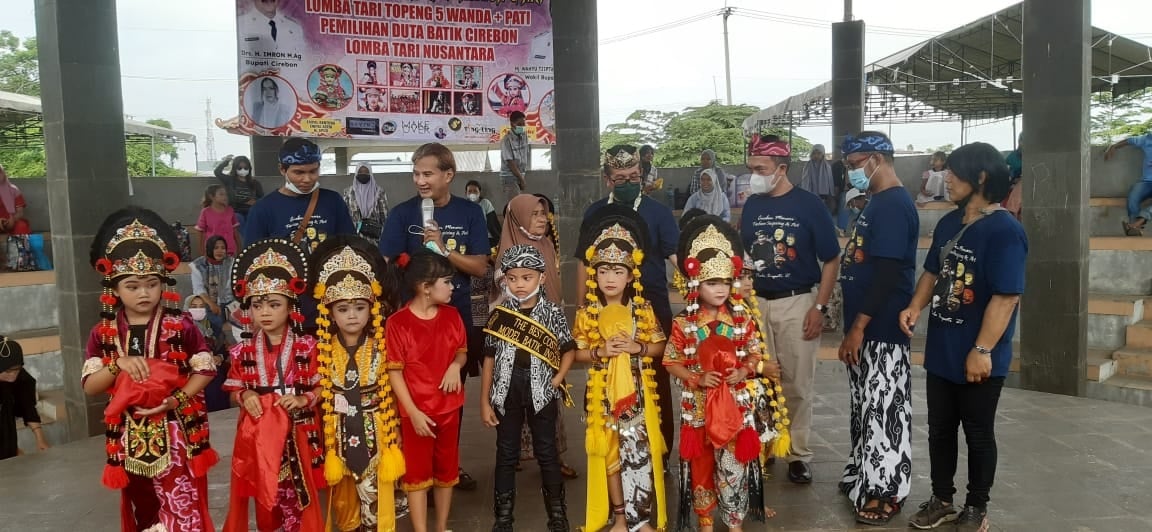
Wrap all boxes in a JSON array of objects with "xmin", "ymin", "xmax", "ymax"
[
  {"xmin": 83, "ymin": 206, "xmax": 219, "ymax": 531},
  {"xmin": 221, "ymin": 238, "xmax": 324, "ymax": 532},
  {"xmin": 663, "ymin": 215, "xmax": 792, "ymax": 532},
  {"xmin": 574, "ymin": 204, "xmax": 669, "ymax": 532},
  {"xmin": 481, "ymin": 244, "xmax": 575, "ymax": 532},
  {"xmin": 310, "ymin": 236, "xmax": 406, "ymax": 532}
]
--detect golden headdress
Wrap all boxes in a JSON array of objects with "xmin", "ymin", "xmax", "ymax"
[{"xmin": 232, "ymin": 239, "xmax": 308, "ymax": 301}]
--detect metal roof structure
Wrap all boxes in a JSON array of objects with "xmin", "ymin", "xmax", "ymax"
[
  {"xmin": 743, "ymin": 2, "xmax": 1152, "ymax": 132},
  {"xmin": 0, "ymin": 90, "xmax": 197, "ymax": 149}
]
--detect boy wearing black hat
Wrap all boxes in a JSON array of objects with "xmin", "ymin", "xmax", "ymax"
[{"xmin": 0, "ymin": 336, "xmax": 48, "ymax": 459}]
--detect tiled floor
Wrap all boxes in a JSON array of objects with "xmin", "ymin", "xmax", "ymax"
[{"xmin": 3, "ymin": 366, "xmax": 1152, "ymax": 531}]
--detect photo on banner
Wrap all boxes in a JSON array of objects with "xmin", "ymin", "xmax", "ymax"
[{"xmin": 227, "ymin": 0, "xmax": 555, "ymax": 145}]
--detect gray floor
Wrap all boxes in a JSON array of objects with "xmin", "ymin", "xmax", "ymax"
[{"xmin": 3, "ymin": 366, "xmax": 1152, "ymax": 531}]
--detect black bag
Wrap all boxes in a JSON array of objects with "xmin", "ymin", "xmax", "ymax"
[
  {"xmin": 357, "ymin": 218, "xmax": 384, "ymax": 241},
  {"xmin": 171, "ymin": 222, "xmax": 193, "ymax": 262}
]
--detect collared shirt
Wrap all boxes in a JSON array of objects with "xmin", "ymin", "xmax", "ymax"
[{"xmin": 484, "ymin": 298, "xmax": 575, "ymax": 414}]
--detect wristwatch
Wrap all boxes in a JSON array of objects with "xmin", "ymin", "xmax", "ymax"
[
  {"xmin": 815, "ymin": 304, "xmax": 828, "ymax": 315},
  {"xmin": 974, "ymin": 345, "xmax": 992, "ymax": 355}
]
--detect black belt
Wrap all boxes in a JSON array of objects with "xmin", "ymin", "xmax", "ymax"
[{"xmin": 760, "ymin": 286, "xmax": 814, "ymax": 301}]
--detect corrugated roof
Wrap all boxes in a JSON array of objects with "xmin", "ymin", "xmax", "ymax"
[{"xmin": 0, "ymin": 90, "xmax": 197, "ymax": 143}]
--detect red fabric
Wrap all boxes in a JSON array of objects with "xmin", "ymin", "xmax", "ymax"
[
  {"xmin": 103, "ymin": 359, "xmax": 183, "ymax": 419},
  {"xmin": 699, "ymin": 335, "xmax": 743, "ymax": 449},
  {"xmin": 195, "ymin": 205, "xmax": 239, "ymax": 254},
  {"xmin": 119, "ymin": 420, "xmax": 215, "ymax": 531},
  {"xmin": 230, "ymin": 394, "xmax": 291, "ymax": 511},
  {"xmin": 400, "ymin": 409, "xmax": 461, "ymax": 490},
  {"xmin": 84, "ymin": 311, "xmax": 215, "ymax": 383},
  {"xmin": 385, "ymin": 305, "xmax": 467, "ymax": 417},
  {"xmin": 689, "ymin": 446, "xmax": 718, "ymax": 517},
  {"xmin": 222, "ymin": 332, "xmax": 319, "ymax": 392},
  {"xmin": 747, "ymin": 133, "xmax": 791, "ymax": 157}
]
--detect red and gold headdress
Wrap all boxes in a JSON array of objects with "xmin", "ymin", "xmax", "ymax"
[{"xmin": 230, "ymin": 238, "xmax": 311, "ymax": 386}]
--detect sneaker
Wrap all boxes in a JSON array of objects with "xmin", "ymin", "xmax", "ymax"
[
  {"xmin": 456, "ymin": 467, "xmax": 478, "ymax": 491},
  {"xmin": 394, "ymin": 491, "xmax": 409, "ymax": 519},
  {"xmin": 908, "ymin": 496, "xmax": 958, "ymax": 529},
  {"xmin": 953, "ymin": 506, "xmax": 988, "ymax": 532}
]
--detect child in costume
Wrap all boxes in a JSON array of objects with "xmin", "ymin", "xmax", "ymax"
[
  {"xmin": 221, "ymin": 238, "xmax": 324, "ymax": 532},
  {"xmin": 481, "ymin": 244, "xmax": 575, "ymax": 532},
  {"xmin": 82, "ymin": 206, "xmax": 219, "ymax": 531},
  {"xmin": 575, "ymin": 205, "xmax": 669, "ymax": 532},
  {"xmin": 311, "ymin": 236, "xmax": 406, "ymax": 532},
  {"xmin": 664, "ymin": 215, "xmax": 791, "ymax": 532},
  {"xmin": 386, "ymin": 250, "xmax": 468, "ymax": 532}
]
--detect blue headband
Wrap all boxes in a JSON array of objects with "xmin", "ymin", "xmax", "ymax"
[
  {"xmin": 841, "ymin": 133, "xmax": 895, "ymax": 155},
  {"xmin": 279, "ymin": 142, "xmax": 321, "ymax": 165}
]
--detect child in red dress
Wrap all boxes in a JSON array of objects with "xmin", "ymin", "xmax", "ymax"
[
  {"xmin": 82, "ymin": 207, "xmax": 218, "ymax": 531},
  {"xmin": 386, "ymin": 250, "xmax": 467, "ymax": 532},
  {"xmin": 221, "ymin": 238, "xmax": 324, "ymax": 532}
]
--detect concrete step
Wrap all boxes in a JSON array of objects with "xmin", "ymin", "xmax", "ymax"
[
  {"xmin": 1111, "ymin": 347, "xmax": 1152, "ymax": 378},
  {"xmin": 14, "ymin": 389, "xmax": 68, "ymax": 455},
  {"xmin": 1124, "ymin": 320, "xmax": 1152, "ymax": 349},
  {"xmin": 1089, "ymin": 374, "xmax": 1152, "ymax": 408},
  {"xmin": 8, "ymin": 330, "xmax": 64, "ymax": 392}
]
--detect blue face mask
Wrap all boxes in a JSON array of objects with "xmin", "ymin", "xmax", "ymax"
[
  {"xmin": 513, "ymin": 125, "xmax": 526, "ymax": 135},
  {"xmin": 848, "ymin": 157, "xmax": 877, "ymax": 191}
]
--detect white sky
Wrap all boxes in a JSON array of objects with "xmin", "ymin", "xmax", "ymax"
[{"xmin": 2, "ymin": 0, "xmax": 1151, "ymax": 171}]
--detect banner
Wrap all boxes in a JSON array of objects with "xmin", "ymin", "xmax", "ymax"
[{"xmin": 233, "ymin": 0, "xmax": 554, "ymax": 145}]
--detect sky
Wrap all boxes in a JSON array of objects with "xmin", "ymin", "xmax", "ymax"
[{"xmin": 2, "ymin": 0, "xmax": 1151, "ymax": 172}]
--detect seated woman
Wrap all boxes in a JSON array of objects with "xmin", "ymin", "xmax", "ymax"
[{"xmin": 0, "ymin": 165, "xmax": 30, "ymax": 235}]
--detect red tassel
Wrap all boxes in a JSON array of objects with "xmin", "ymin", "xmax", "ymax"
[
  {"xmin": 190, "ymin": 448, "xmax": 219, "ymax": 478},
  {"xmin": 102, "ymin": 464, "xmax": 130, "ymax": 490},
  {"xmin": 680, "ymin": 425, "xmax": 703, "ymax": 461},
  {"xmin": 734, "ymin": 427, "xmax": 761, "ymax": 464}
]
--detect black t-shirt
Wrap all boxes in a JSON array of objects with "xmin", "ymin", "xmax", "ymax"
[{"xmin": 0, "ymin": 369, "xmax": 40, "ymax": 460}]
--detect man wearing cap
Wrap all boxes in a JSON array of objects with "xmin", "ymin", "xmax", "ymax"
[
  {"xmin": 836, "ymin": 131, "xmax": 919, "ymax": 525},
  {"xmin": 845, "ymin": 188, "xmax": 868, "ymax": 233},
  {"xmin": 739, "ymin": 134, "xmax": 841, "ymax": 485}
]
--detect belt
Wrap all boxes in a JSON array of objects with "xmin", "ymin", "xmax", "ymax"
[{"xmin": 760, "ymin": 286, "xmax": 814, "ymax": 301}]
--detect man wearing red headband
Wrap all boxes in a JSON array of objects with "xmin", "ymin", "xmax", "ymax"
[{"xmin": 739, "ymin": 134, "xmax": 841, "ymax": 486}]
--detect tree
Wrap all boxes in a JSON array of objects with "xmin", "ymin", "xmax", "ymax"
[
  {"xmin": 1091, "ymin": 89, "xmax": 1152, "ymax": 145},
  {"xmin": 0, "ymin": 31, "xmax": 38, "ymax": 96},
  {"xmin": 923, "ymin": 144, "xmax": 955, "ymax": 154},
  {"xmin": 600, "ymin": 101, "xmax": 812, "ymax": 168}
]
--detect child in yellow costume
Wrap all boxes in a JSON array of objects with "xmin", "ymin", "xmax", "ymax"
[
  {"xmin": 310, "ymin": 236, "xmax": 406, "ymax": 531},
  {"xmin": 575, "ymin": 205, "xmax": 669, "ymax": 532}
]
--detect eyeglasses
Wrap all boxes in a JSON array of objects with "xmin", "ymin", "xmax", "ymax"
[
  {"xmin": 845, "ymin": 155, "xmax": 873, "ymax": 170},
  {"xmin": 608, "ymin": 175, "xmax": 642, "ymax": 185}
]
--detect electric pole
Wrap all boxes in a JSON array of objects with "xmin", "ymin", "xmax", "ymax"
[
  {"xmin": 722, "ymin": 6, "xmax": 733, "ymax": 105},
  {"xmin": 844, "ymin": 0, "xmax": 853, "ymax": 21},
  {"xmin": 204, "ymin": 98, "xmax": 217, "ymax": 163}
]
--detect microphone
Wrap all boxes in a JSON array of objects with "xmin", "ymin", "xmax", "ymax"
[{"xmin": 421, "ymin": 198, "xmax": 435, "ymax": 228}]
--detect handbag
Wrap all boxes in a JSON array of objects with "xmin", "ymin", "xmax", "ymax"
[
  {"xmin": 357, "ymin": 217, "xmax": 383, "ymax": 240},
  {"xmin": 5, "ymin": 235, "xmax": 38, "ymax": 271}
]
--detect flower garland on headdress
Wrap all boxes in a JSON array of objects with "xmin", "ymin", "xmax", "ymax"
[
  {"xmin": 230, "ymin": 238, "xmax": 324, "ymax": 476},
  {"xmin": 310, "ymin": 242, "xmax": 405, "ymax": 530},
  {"xmin": 577, "ymin": 213, "xmax": 667, "ymax": 531},
  {"xmin": 91, "ymin": 211, "xmax": 216, "ymax": 489}
]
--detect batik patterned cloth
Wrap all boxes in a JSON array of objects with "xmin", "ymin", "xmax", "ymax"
[{"xmin": 841, "ymin": 339, "xmax": 913, "ymax": 510}]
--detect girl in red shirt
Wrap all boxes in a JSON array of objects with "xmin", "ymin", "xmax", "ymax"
[{"xmin": 386, "ymin": 250, "xmax": 467, "ymax": 532}]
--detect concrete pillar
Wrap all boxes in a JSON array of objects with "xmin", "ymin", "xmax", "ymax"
[
  {"xmin": 35, "ymin": 0, "xmax": 129, "ymax": 439},
  {"xmin": 250, "ymin": 135, "xmax": 282, "ymax": 177},
  {"xmin": 831, "ymin": 20, "xmax": 865, "ymax": 156},
  {"xmin": 1019, "ymin": 0, "xmax": 1090, "ymax": 396},
  {"xmin": 551, "ymin": 0, "xmax": 601, "ymax": 314},
  {"xmin": 334, "ymin": 147, "xmax": 349, "ymax": 176}
]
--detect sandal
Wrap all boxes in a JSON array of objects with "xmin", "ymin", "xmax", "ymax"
[
  {"xmin": 560, "ymin": 463, "xmax": 579, "ymax": 479},
  {"xmin": 855, "ymin": 498, "xmax": 902, "ymax": 526},
  {"xmin": 1124, "ymin": 221, "xmax": 1144, "ymax": 236}
]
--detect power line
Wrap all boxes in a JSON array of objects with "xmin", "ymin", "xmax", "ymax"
[{"xmin": 598, "ymin": 9, "xmax": 721, "ymax": 45}]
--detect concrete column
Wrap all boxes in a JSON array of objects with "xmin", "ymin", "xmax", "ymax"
[
  {"xmin": 35, "ymin": 0, "xmax": 130, "ymax": 439},
  {"xmin": 1019, "ymin": 0, "xmax": 1090, "ymax": 396},
  {"xmin": 250, "ymin": 135, "xmax": 282, "ymax": 177},
  {"xmin": 831, "ymin": 20, "xmax": 865, "ymax": 156},
  {"xmin": 551, "ymin": 0, "xmax": 601, "ymax": 315},
  {"xmin": 334, "ymin": 147, "xmax": 349, "ymax": 176}
]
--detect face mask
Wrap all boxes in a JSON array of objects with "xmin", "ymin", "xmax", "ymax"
[
  {"xmin": 467, "ymin": 193, "xmax": 480, "ymax": 202},
  {"xmin": 513, "ymin": 125, "xmax": 526, "ymax": 135},
  {"xmin": 236, "ymin": 169, "xmax": 250, "ymax": 177},
  {"xmin": 356, "ymin": 173, "xmax": 371, "ymax": 184},
  {"xmin": 504, "ymin": 281, "xmax": 541, "ymax": 307},
  {"xmin": 189, "ymin": 308, "xmax": 207, "ymax": 321},
  {"xmin": 612, "ymin": 181, "xmax": 641, "ymax": 204},
  {"xmin": 284, "ymin": 180, "xmax": 311, "ymax": 195},
  {"xmin": 848, "ymin": 157, "xmax": 879, "ymax": 191},
  {"xmin": 748, "ymin": 172, "xmax": 783, "ymax": 195},
  {"xmin": 850, "ymin": 206, "xmax": 862, "ymax": 215}
]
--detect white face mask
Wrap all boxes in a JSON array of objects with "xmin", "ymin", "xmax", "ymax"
[
  {"xmin": 748, "ymin": 172, "xmax": 783, "ymax": 195},
  {"xmin": 504, "ymin": 282, "xmax": 541, "ymax": 307},
  {"xmin": 284, "ymin": 180, "xmax": 311, "ymax": 195},
  {"xmin": 188, "ymin": 308, "xmax": 207, "ymax": 321},
  {"xmin": 236, "ymin": 169, "xmax": 250, "ymax": 177},
  {"xmin": 467, "ymin": 193, "xmax": 480, "ymax": 202}
]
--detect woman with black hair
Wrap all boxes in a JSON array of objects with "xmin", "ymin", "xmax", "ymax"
[
  {"xmin": 214, "ymin": 154, "xmax": 264, "ymax": 233},
  {"xmin": 901, "ymin": 142, "xmax": 1027, "ymax": 532}
]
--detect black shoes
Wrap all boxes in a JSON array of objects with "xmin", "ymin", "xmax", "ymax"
[
  {"xmin": 457, "ymin": 467, "xmax": 478, "ymax": 491},
  {"xmin": 542, "ymin": 484, "xmax": 570, "ymax": 532},
  {"xmin": 788, "ymin": 461, "xmax": 813, "ymax": 484},
  {"xmin": 492, "ymin": 490, "xmax": 515, "ymax": 532}
]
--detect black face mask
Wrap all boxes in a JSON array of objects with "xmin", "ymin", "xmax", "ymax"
[{"xmin": 356, "ymin": 173, "xmax": 371, "ymax": 184}]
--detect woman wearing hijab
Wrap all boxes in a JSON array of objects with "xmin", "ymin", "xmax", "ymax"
[
  {"xmin": 190, "ymin": 235, "xmax": 237, "ymax": 340},
  {"xmin": 0, "ymin": 165, "xmax": 30, "ymax": 235},
  {"xmin": 683, "ymin": 168, "xmax": 732, "ymax": 222},
  {"xmin": 213, "ymin": 155, "xmax": 263, "ymax": 232},
  {"xmin": 801, "ymin": 144, "xmax": 837, "ymax": 212},
  {"xmin": 691, "ymin": 148, "xmax": 729, "ymax": 197},
  {"xmin": 343, "ymin": 163, "xmax": 389, "ymax": 244}
]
